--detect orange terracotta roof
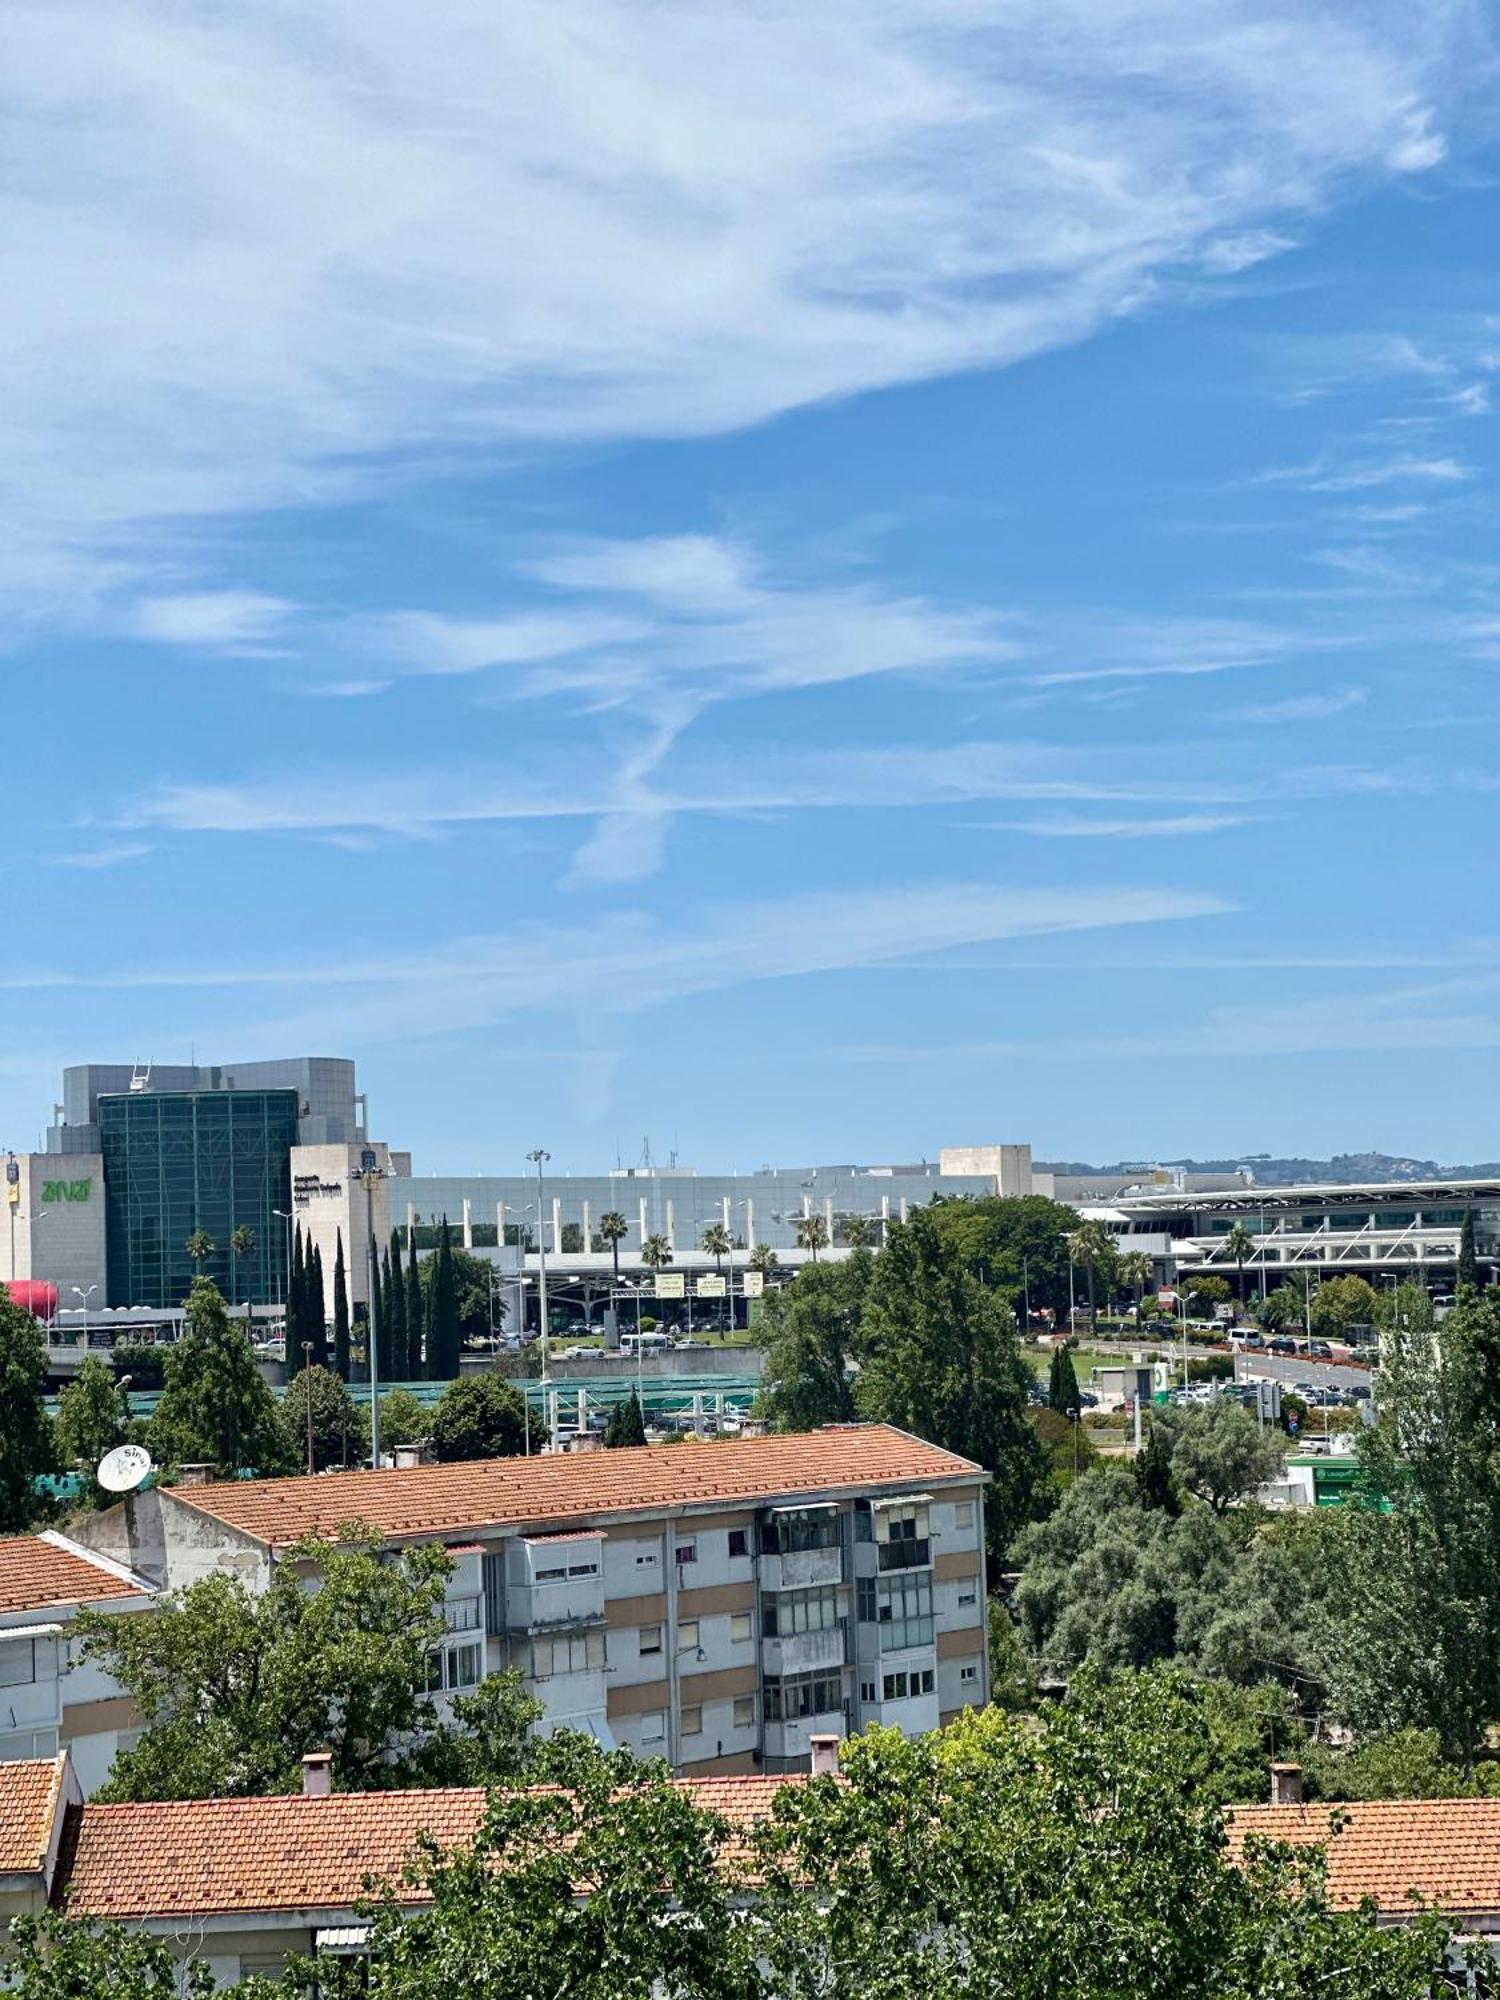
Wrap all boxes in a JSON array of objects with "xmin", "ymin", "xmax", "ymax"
[
  {"xmin": 0, "ymin": 1535, "xmax": 147, "ymax": 1618},
  {"xmin": 0, "ymin": 1757, "xmax": 66, "ymax": 1876},
  {"xmin": 170, "ymin": 1426, "xmax": 982, "ymax": 1549},
  {"xmin": 1228, "ymin": 1799, "xmax": 1500, "ymax": 1915},
  {"xmin": 60, "ymin": 1776, "xmax": 799, "ymax": 1918}
]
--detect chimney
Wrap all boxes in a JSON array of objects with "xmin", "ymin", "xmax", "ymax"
[
  {"xmin": 175, "ymin": 1463, "xmax": 214, "ymax": 1487},
  {"xmin": 392, "ymin": 1442, "xmax": 432, "ymax": 1469},
  {"xmin": 302, "ymin": 1751, "xmax": 333, "ymax": 1798},
  {"xmin": 1269, "ymin": 1763, "xmax": 1303, "ymax": 1807},
  {"xmin": 808, "ymin": 1733, "xmax": 840, "ymax": 1779}
]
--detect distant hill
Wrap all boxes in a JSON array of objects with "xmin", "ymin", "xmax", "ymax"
[{"xmin": 1036, "ymin": 1153, "xmax": 1500, "ymax": 1187}]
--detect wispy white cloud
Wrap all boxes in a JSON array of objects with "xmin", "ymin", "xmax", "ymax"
[
  {"xmin": 979, "ymin": 813, "xmax": 1255, "ymax": 839},
  {"xmin": 130, "ymin": 592, "xmax": 296, "ymax": 652},
  {"xmin": 1236, "ymin": 686, "xmax": 1367, "ymax": 723},
  {"xmin": 0, "ymin": 0, "xmax": 1480, "ymax": 611},
  {"xmin": 1259, "ymin": 454, "xmax": 1472, "ymax": 492},
  {"xmin": 45, "ymin": 841, "xmax": 152, "ymax": 870}
]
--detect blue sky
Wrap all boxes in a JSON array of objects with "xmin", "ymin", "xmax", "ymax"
[{"xmin": 4, "ymin": 0, "xmax": 1500, "ymax": 1172}]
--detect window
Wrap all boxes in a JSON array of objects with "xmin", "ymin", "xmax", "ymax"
[
  {"xmin": 957, "ymin": 1588, "xmax": 977, "ymax": 1608},
  {"xmin": 535, "ymin": 1563, "xmax": 568, "ymax": 1582},
  {"xmin": 762, "ymin": 1586, "xmax": 837, "ymax": 1639},
  {"xmin": 954, "ymin": 1501, "xmax": 975, "ymax": 1530},
  {"xmin": 728, "ymin": 1528, "xmax": 749, "ymax": 1558},
  {"xmin": 733, "ymin": 1696, "xmax": 756, "ymax": 1729},
  {"xmin": 856, "ymin": 1578, "xmax": 876, "ymax": 1624},
  {"xmin": 636, "ymin": 1548, "xmax": 660, "ymax": 1570},
  {"xmin": 762, "ymin": 1670, "xmax": 843, "ymax": 1722},
  {"xmin": 877, "ymin": 1574, "xmax": 934, "ymax": 1652},
  {"xmin": 959, "ymin": 1663, "xmax": 978, "ymax": 1684},
  {"xmin": 759, "ymin": 1508, "xmax": 840, "ymax": 1555},
  {"xmin": 428, "ymin": 1641, "xmax": 484, "ymax": 1692},
  {"xmin": 640, "ymin": 1711, "xmax": 666, "ymax": 1743},
  {"xmin": 730, "ymin": 1612, "xmax": 753, "ymax": 1644},
  {"xmin": 529, "ymin": 1631, "xmax": 606, "ymax": 1679},
  {"xmin": 639, "ymin": 1624, "xmax": 662, "ymax": 1656},
  {"xmin": 859, "ymin": 1679, "xmax": 877, "ymax": 1704},
  {"xmin": 881, "ymin": 1667, "xmax": 935, "ymax": 1701},
  {"xmin": 677, "ymin": 1620, "xmax": 700, "ymax": 1652},
  {"xmin": 0, "ymin": 1639, "xmax": 37, "ymax": 1688},
  {"xmin": 674, "ymin": 1539, "xmax": 697, "ymax": 1567},
  {"xmin": 875, "ymin": 1502, "xmax": 930, "ymax": 1572},
  {"xmin": 448, "ymin": 1596, "xmax": 482, "ymax": 1631},
  {"xmin": 681, "ymin": 1704, "xmax": 703, "ymax": 1737}
]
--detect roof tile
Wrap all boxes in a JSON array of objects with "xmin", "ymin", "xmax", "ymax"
[
  {"xmin": 1228, "ymin": 1799, "xmax": 1500, "ymax": 1914},
  {"xmin": 0, "ymin": 1757, "xmax": 65, "ymax": 1876},
  {"xmin": 0, "ymin": 1536, "xmax": 147, "ymax": 1618},
  {"xmin": 171, "ymin": 1426, "xmax": 981, "ymax": 1549}
]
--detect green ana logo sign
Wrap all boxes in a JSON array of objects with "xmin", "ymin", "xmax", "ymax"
[{"xmin": 42, "ymin": 1178, "xmax": 92, "ymax": 1204}]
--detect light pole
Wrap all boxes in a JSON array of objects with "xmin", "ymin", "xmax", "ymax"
[
  {"xmin": 72, "ymin": 1284, "xmax": 98, "ymax": 1348},
  {"xmin": 301, "ymin": 1342, "xmax": 315, "ymax": 1473},
  {"xmin": 527, "ymin": 1150, "xmax": 553, "ymax": 1445},
  {"xmin": 358, "ymin": 1152, "xmax": 384, "ymax": 1467}
]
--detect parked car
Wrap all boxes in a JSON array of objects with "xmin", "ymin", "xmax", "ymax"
[
  {"xmin": 1307, "ymin": 1340, "xmax": 1334, "ymax": 1361},
  {"xmin": 1268, "ymin": 1336, "xmax": 1298, "ymax": 1356}
]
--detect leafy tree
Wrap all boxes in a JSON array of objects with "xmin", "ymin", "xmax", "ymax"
[
  {"xmin": 0, "ymin": 1289, "xmax": 59, "ymax": 1530},
  {"xmin": 405, "ymin": 1229, "xmax": 424, "ymax": 1379},
  {"xmin": 430, "ymin": 1372, "xmax": 533, "ymax": 1462},
  {"xmin": 147, "ymin": 1279, "xmax": 292, "ymax": 1479},
  {"xmin": 598, "ymin": 1208, "xmax": 629, "ymax": 1288},
  {"xmin": 751, "ymin": 1669, "xmax": 1469, "ymax": 2000},
  {"xmin": 1318, "ymin": 1286, "xmax": 1500, "ymax": 1772},
  {"xmin": 1304, "ymin": 1726, "xmax": 1463, "ymax": 1803},
  {"xmin": 856, "ymin": 1207, "xmax": 1046, "ymax": 1555},
  {"xmin": 841, "ymin": 1213, "xmax": 874, "ymax": 1249},
  {"xmin": 1310, "ymin": 1274, "xmax": 1379, "ymax": 1338},
  {"xmin": 379, "ymin": 1386, "xmax": 430, "ymax": 1449},
  {"xmin": 1256, "ymin": 1282, "xmax": 1310, "ymax": 1334},
  {"xmin": 426, "ymin": 1218, "xmax": 461, "ymax": 1379},
  {"xmin": 795, "ymin": 1212, "xmax": 829, "ymax": 1262},
  {"xmin": 1219, "ymin": 1222, "xmax": 1257, "ymax": 1303},
  {"xmin": 332, "ymin": 1229, "xmax": 351, "ymax": 1380},
  {"xmin": 278, "ymin": 1363, "xmax": 364, "ymax": 1472},
  {"xmin": 1046, "ymin": 1342, "xmax": 1081, "ymax": 1418},
  {"xmin": 387, "ymin": 1230, "xmax": 409, "ymax": 1381},
  {"xmin": 1375, "ymin": 1283, "xmax": 1434, "ymax": 1337},
  {"xmin": 987, "ymin": 1598, "xmax": 1035, "ymax": 1710},
  {"xmin": 1459, "ymin": 1205, "xmax": 1479, "ymax": 1289},
  {"xmin": 640, "ymin": 1231, "xmax": 672, "ymax": 1272},
  {"xmin": 184, "ymin": 1226, "xmax": 214, "ymax": 1271},
  {"xmin": 1028, "ymin": 1405, "xmax": 1097, "ymax": 1491},
  {"xmin": 757, "ymin": 1257, "xmax": 867, "ymax": 1433},
  {"xmin": 76, "ymin": 1527, "xmax": 457, "ymax": 1799},
  {"xmin": 1133, "ymin": 1423, "xmax": 1179, "ymax": 1514},
  {"xmin": 1013, "ymin": 1467, "xmax": 1318, "ymax": 1687},
  {"xmin": 1184, "ymin": 1273, "xmax": 1230, "ymax": 1311},
  {"xmin": 925, "ymin": 1192, "xmax": 1079, "ymax": 1317},
  {"xmin": 403, "ymin": 1669, "xmax": 545, "ymax": 1789},
  {"xmin": 603, "ymin": 1387, "xmax": 648, "ymax": 1448},
  {"xmin": 3, "ymin": 1910, "xmax": 216, "ymax": 1997},
  {"xmin": 1154, "ymin": 1399, "xmax": 1285, "ymax": 1514},
  {"xmin": 426, "ymin": 1243, "xmax": 507, "ymax": 1348},
  {"xmin": 56, "ymin": 1353, "xmax": 130, "ymax": 1506}
]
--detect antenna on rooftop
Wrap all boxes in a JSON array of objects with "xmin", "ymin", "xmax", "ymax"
[{"xmin": 97, "ymin": 1443, "xmax": 153, "ymax": 1495}]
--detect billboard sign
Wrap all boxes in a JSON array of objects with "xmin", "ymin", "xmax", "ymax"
[{"xmin": 654, "ymin": 1272, "xmax": 685, "ymax": 1299}]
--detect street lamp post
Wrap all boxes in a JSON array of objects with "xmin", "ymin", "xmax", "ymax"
[
  {"xmin": 358, "ymin": 1152, "xmax": 384, "ymax": 1467},
  {"xmin": 527, "ymin": 1150, "xmax": 553, "ymax": 1445}
]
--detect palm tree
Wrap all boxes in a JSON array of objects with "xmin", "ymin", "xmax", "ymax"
[
  {"xmin": 748, "ymin": 1243, "xmax": 779, "ymax": 1277},
  {"xmin": 599, "ymin": 1210, "xmax": 629, "ymax": 1289},
  {"xmin": 1119, "ymin": 1250, "xmax": 1152, "ymax": 1312},
  {"xmin": 796, "ymin": 1213, "xmax": 830, "ymax": 1263},
  {"xmin": 842, "ymin": 1214, "xmax": 873, "ymax": 1249},
  {"xmin": 641, "ymin": 1233, "xmax": 672, "ymax": 1273},
  {"xmin": 1219, "ymin": 1223, "xmax": 1257, "ymax": 1311},
  {"xmin": 229, "ymin": 1224, "xmax": 255, "ymax": 1306},
  {"xmin": 1067, "ymin": 1218, "xmax": 1115, "ymax": 1326},
  {"xmin": 185, "ymin": 1228, "xmax": 215, "ymax": 1273},
  {"xmin": 700, "ymin": 1221, "xmax": 731, "ymax": 1273}
]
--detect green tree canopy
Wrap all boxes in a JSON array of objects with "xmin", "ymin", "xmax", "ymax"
[
  {"xmin": 430, "ymin": 1372, "xmax": 534, "ymax": 1462},
  {"xmin": 4, "ymin": 1911, "xmax": 215, "ymax": 1999},
  {"xmin": 1153, "ymin": 1400, "xmax": 1285, "ymax": 1515},
  {"xmin": 856, "ymin": 1207, "xmax": 1046, "ymax": 1555},
  {"xmin": 277, "ymin": 1363, "xmax": 365, "ymax": 1472},
  {"xmin": 603, "ymin": 1387, "xmax": 648, "ymax": 1448},
  {"xmin": 56, "ymin": 1353, "xmax": 131, "ymax": 1507},
  {"xmin": 75, "ymin": 1527, "xmax": 463, "ymax": 1799},
  {"xmin": 756, "ymin": 1256, "xmax": 867, "ymax": 1433},
  {"xmin": 147, "ymin": 1279, "xmax": 292, "ymax": 1479},
  {"xmin": 1310, "ymin": 1274, "xmax": 1379, "ymax": 1337},
  {"xmin": 924, "ymin": 1193, "xmax": 1079, "ymax": 1317},
  {"xmin": 425, "ymin": 1219, "xmax": 462, "ymax": 1379},
  {"xmin": 0, "ymin": 1289, "xmax": 58, "ymax": 1531},
  {"xmin": 378, "ymin": 1386, "xmax": 431, "ymax": 1449},
  {"xmin": 1046, "ymin": 1342, "xmax": 1081, "ymax": 1418},
  {"xmin": 332, "ymin": 1229, "xmax": 351, "ymax": 1380}
]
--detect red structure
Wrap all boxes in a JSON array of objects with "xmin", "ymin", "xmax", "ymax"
[{"xmin": 4, "ymin": 1278, "xmax": 58, "ymax": 1322}]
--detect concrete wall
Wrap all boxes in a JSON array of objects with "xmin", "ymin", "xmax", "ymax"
[
  {"xmin": 4, "ymin": 1152, "xmax": 107, "ymax": 1299},
  {"xmin": 291, "ymin": 1142, "xmax": 394, "ymax": 1314}
]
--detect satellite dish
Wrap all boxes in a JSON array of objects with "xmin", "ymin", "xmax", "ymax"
[{"xmin": 97, "ymin": 1443, "xmax": 153, "ymax": 1495}]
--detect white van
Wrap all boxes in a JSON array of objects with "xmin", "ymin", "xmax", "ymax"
[{"xmin": 621, "ymin": 1331, "xmax": 672, "ymax": 1355}]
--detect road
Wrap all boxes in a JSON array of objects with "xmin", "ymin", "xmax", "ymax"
[{"xmin": 1233, "ymin": 1352, "xmax": 1371, "ymax": 1394}]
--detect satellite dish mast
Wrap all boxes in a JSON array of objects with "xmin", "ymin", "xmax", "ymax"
[{"xmin": 97, "ymin": 1443, "xmax": 153, "ymax": 1495}]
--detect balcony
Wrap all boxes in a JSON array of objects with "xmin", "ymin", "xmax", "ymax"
[
  {"xmin": 758, "ymin": 1545, "xmax": 842, "ymax": 1593},
  {"xmin": 761, "ymin": 1623, "xmax": 846, "ymax": 1680}
]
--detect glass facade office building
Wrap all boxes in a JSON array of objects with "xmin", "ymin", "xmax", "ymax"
[{"xmin": 99, "ymin": 1089, "xmax": 298, "ymax": 1309}]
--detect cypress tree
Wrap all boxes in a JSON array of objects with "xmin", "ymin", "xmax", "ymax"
[
  {"xmin": 604, "ymin": 1388, "xmax": 647, "ymax": 1448},
  {"xmin": 406, "ymin": 1231, "xmax": 424, "ymax": 1381},
  {"xmin": 368, "ymin": 1235, "xmax": 384, "ymax": 1376},
  {"xmin": 285, "ymin": 1224, "xmax": 304, "ymax": 1378},
  {"xmin": 1134, "ymin": 1424, "xmax": 1179, "ymax": 1515},
  {"xmin": 388, "ymin": 1231, "xmax": 409, "ymax": 1384},
  {"xmin": 430, "ymin": 1217, "xmax": 460, "ymax": 1380},
  {"xmin": 1047, "ymin": 1343, "xmax": 1081, "ymax": 1420},
  {"xmin": 310, "ymin": 1242, "xmax": 327, "ymax": 1369},
  {"xmin": 332, "ymin": 1231, "xmax": 351, "ymax": 1382},
  {"xmin": 379, "ymin": 1245, "xmax": 399, "ymax": 1383},
  {"xmin": 1459, "ymin": 1208, "xmax": 1480, "ymax": 1291}
]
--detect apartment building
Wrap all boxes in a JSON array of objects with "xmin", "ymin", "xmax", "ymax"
[
  {"xmin": 0, "ymin": 1534, "xmax": 152, "ymax": 1794},
  {"xmin": 74, "ymin": 1425, "xmax": 990, "ymax": 1775}
]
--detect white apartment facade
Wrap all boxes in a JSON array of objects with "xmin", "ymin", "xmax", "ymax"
[{"xmin": 74, "ymin": 1426, "xmax": 990, "ymax": 1776}]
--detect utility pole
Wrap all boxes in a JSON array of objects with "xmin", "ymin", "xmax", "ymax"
[{"xmin": 360, "ymin": 1151, "xmax": 383, "ymax": 1468}]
